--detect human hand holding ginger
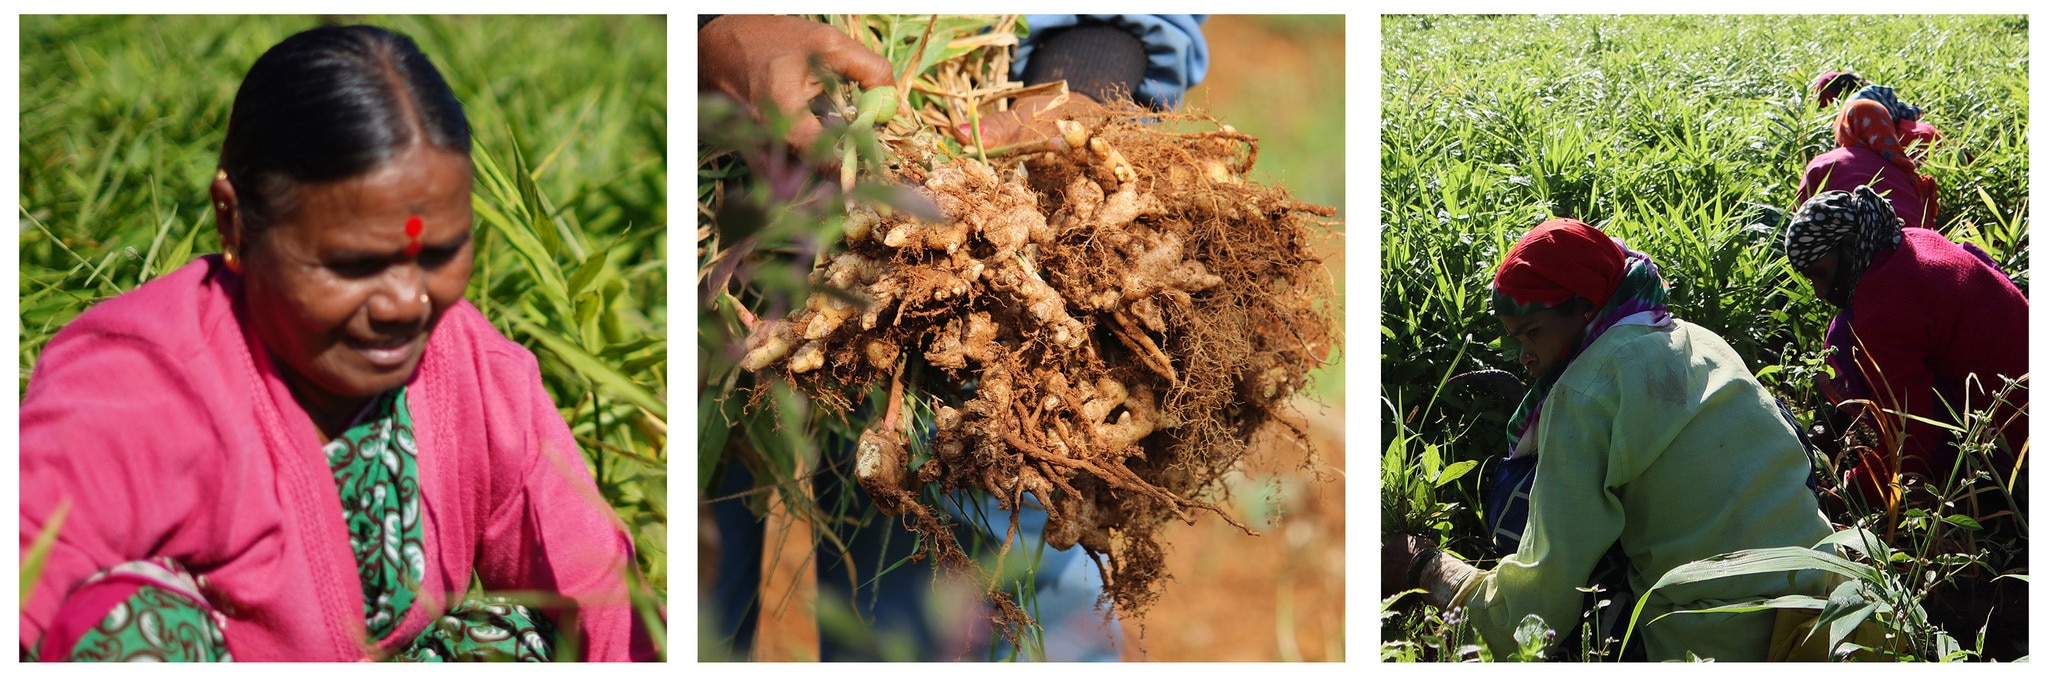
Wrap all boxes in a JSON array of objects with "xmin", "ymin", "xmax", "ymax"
[
  {"xmin": 959, "ymin": 91, "xmax": 1103, "ymax": 150},
  {"xmin": 700, "ymin": 15, "xmax": 896, "ymax": 151}
]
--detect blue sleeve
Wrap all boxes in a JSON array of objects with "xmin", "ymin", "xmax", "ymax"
[{"xmin": 1015, "ymin": 14, "xmax": 1209, "ymax": 110}]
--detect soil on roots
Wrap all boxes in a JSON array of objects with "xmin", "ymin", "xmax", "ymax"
[{"xmin": 742, "ymin": 105, "xmax": 1340, "ymax": 629}]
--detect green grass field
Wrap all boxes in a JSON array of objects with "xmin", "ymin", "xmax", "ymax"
[
  {"xmin": 19, "ymin": 14, "xmax": 668, "ymax": 658},
  {"xmin": 1381, "ymin": 14, "xmax": 2027, "ymax": 662}
]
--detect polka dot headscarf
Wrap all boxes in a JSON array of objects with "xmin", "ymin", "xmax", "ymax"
[
  {"xmin": 1834, "ymin": 100, "xmax": 1917, "ymax": 173},
  {"xmin": 1785, "ymin": 185, "xmax": 1904, "ymax": 308},
  {"xmin": 1827, "ymin": 94, "xmax": 1941, "ymax": 226}
]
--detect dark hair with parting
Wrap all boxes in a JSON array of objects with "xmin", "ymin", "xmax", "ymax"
[
  {"xmin": 219, "ymin": 24, "xmax": 470, "ymax": 234},
  {"xmin": 1817, "ymin": 72, "xmax": 1864, "ymax": 106}
]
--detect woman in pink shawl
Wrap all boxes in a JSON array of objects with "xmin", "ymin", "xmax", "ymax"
[
  {"xmin": 19, "ymin": 25, "xmax": 655, "ymax": 662},
  {"xmin": 1812, "ymin": 72, "xmax": 1943, "ymax": 153},
  {"xmin": 1799, "ymin": 76, "xmax": 1943, "ymax": 229}
]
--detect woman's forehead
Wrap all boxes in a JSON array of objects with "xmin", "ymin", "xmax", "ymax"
[{"xmin": 282, "ymin": 149, "xmax": 472, "ymax": 220}]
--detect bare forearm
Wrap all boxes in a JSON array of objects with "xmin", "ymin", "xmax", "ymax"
[{"xmin": 1409, "ymin": 547, "xmax": 1477, "ymax": 608}]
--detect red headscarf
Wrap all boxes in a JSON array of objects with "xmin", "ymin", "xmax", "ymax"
[
  {"xmin": 1491, "ymin": 219, "xmax": 1626, "ymax": 311},
  {"xmin": 1833, "ymin": 99, "xmax": 1939, "ymax": 222}
]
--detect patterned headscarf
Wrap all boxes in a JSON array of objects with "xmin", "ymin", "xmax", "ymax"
[
  {"xmin": 1849, "ymin": 84, "xmax": 1923, "ymax": 122},
  {"xmin": 1831, "ymin": 99, "xmax": 1940, "ymax": 224},
  {"xmin": 1834, "ymin": 99, "xmax": 1919, "ymax": 173},
  {"xmin": 1785, "ymin": 185, "xmax": 1905, "ymax": 308},
  {"xmin": 1492, "ymin": 219, "xmax": 1673, "ymax": 451},
  {"xmin": 1812, "ymin": 71, "xmax": 1864, "ymax": 108}
]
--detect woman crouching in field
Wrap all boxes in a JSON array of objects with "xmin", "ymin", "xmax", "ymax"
[
  {"xmin": 1383, "ymin": 219, "xmax": 1834, "ymax": 661},
  {"xmin": 1799, "ymin": 81, "xmax": 1942, "ymax": 229},
  {"xmin": 1783, "ymin": 186, "xmax": 2028, "ymax": 660},
  {"xmin": 1784, "ymin": 186, "xmax": 2027, "ymax": 514},
  {"xmin": 19, "ymin": 25, "xmax": 653, "ymax": 661},
  {"xmin": 1811, "ymin": 72, "xmax": 1943, "ymax": 150}
]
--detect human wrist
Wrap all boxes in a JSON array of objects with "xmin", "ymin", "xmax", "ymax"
[
  {"xmin": 1404, "ymin": 545, "xmax": 1437, "ymax": 590},
  {"xmin": 1409, "ymin": 547, "xmax": 1475, "ymax": 608}
]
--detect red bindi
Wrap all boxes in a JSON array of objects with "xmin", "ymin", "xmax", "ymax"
[{"xmin": 404, "ymin": 215, "xmax": 424, "ymax": 257}]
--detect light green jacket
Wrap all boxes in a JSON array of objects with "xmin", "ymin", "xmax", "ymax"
[{"xmin": 1456, "ymin": 319, "xmax": 1834, "ymax": 661}]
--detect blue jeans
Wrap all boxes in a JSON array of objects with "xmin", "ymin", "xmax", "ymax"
[
  {"xmin": 950, "ymin": 493, "xmax": 1122, "ymax": 662},
  {"xmin": 708, "ymin": 450, "xmax": 1120, "ymax": 661}
]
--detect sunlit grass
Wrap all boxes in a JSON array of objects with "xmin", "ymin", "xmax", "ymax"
[{"xmin": 1381, "ymin": 14, "xmax": 2027, "ymax": 662}]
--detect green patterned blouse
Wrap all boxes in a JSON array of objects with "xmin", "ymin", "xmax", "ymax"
[{"xmin": 322, "ymin": 387, "xmax": 426, "ymax": 642}]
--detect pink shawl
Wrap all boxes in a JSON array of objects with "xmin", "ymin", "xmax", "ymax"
[{"xmin": 20, "ymin": 255, "xmax": 654, "ymax": 661}]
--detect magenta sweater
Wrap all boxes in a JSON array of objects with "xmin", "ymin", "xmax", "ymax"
[
  {"xmin": 1797, "ymin": 146, "xmax": 1934, "ymax": 230},
  {"xmin": 20, "ymin": 256, "xmax": 652, "ymax": 661},
  {"xmin": 1823, "ymin": 228, "xmax": 2028, "ymax": 482}
]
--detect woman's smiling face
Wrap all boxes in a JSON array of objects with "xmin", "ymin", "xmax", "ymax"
[{"xmin": 238, "ymin": 143, "xmax": 474, "ymax": 422}]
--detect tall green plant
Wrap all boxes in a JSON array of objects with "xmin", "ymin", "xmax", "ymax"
[{"xmin": 1619, "ymin": 528, "xmax": 1958, "ymax": 661}]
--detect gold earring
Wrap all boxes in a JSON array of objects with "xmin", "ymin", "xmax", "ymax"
[
  {"xmin": 223, "ymin": 249, "xmax": 241, "ymax": 273},
  {"xmin": 216, "ymin": 168, "xmax": 228, "ymax": 181}
]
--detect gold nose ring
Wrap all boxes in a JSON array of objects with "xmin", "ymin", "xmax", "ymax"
[{"xmin": 419, "ymin": 293, "xmax": 431, "ymax": 305}]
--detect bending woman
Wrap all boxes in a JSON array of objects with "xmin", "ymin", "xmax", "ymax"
[
  {"xmin": 1384, "ymin": 219, "xmax": 1833, "ymax": 661},
  {"xmin": 20, "ymin": 25, "xmax": 653, "ymax": 661},
  {"xmin": 1784, "ymin": 186, "xmax": 2027, "ymax": 508},
  {"xmin": 1811, "ymin": 73, "xmax": 1942, "ymax": 151},
  {"xmin": 1798, "ymin": 85, "xmax": 1941, "ymax": 229}
]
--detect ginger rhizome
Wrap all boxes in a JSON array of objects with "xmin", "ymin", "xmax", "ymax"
[{"xmin": 742, "ymin": 107, "xmax": 1338, "ymax": 621}]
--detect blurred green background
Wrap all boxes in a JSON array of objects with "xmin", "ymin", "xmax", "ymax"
[
  {"xmin": 1185, "ymin": 13, "xmax": 1346, "ymax": 405},
  {"xmin": 1153, "ymin": 15, "xmax": 1348, "ymax": 661}
]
